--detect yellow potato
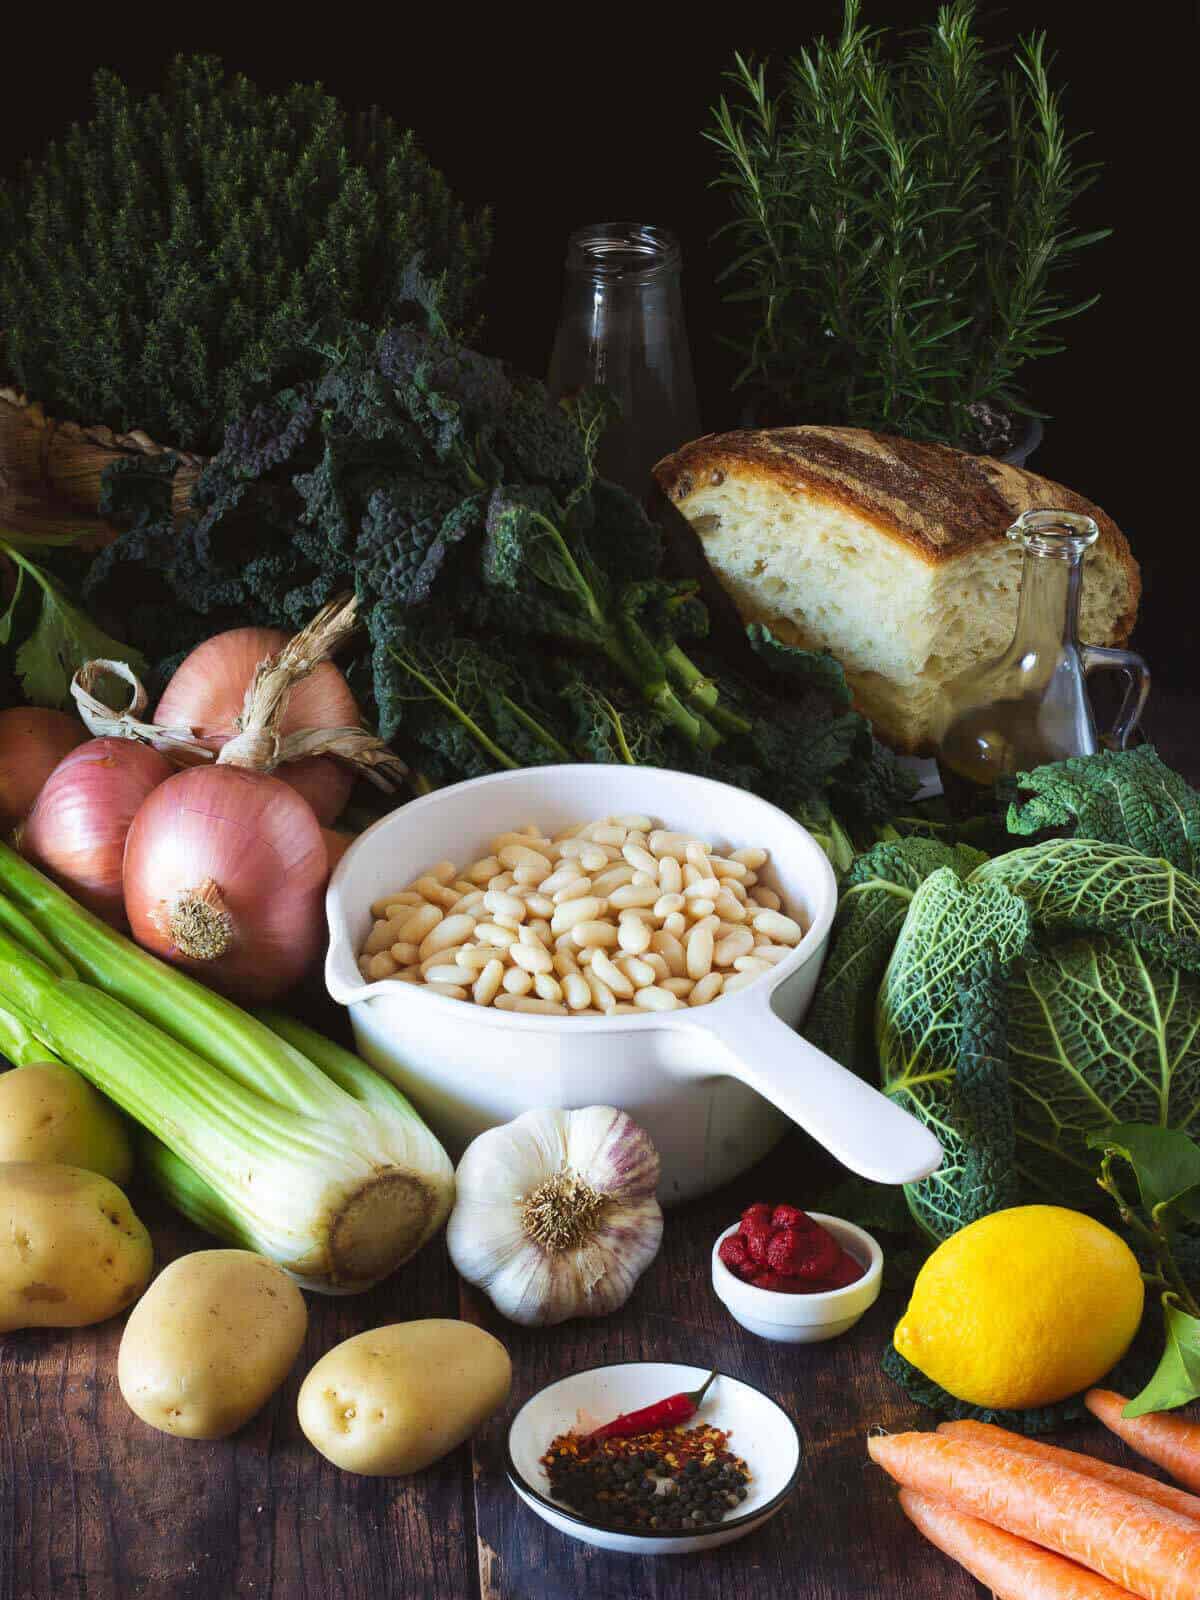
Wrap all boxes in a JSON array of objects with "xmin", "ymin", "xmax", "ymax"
[
  {"xmin": 0, "ymin": 1061, "xmax": 133, "ymax": 1184},
  {"xmin": 0, "ymin": 1163, "xmax": 152, "ymax": 1331},
  {"xmin": 298, "ymin": 1318, "xmax": 511, "ymax": 1475},
  {"xmin": 118, "ymin": 1249, "xmax": 308, "ymax": 1439}
]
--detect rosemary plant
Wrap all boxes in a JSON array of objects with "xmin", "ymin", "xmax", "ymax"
[
  {"xmin": 706, "ymin": 1, "xmax": 1109, "ymax": 451},
  {"xmin": 0, "ymin": 56, "xmax": 490, "ymax": 451}
]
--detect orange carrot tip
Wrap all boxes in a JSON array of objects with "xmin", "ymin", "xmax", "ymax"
[
  {"xmin": 868, "ymin": 1429, "xmax": 1200, "ymax": 1600},
  {"xmin": 899, "ymin": 1489, "xmax": 1139, "ymax": 1600},
  {"xmin": 937, "ymin": 1420, "xmax": 1200, "ymax": 1525},
  {"xmin": 1085, "ymin": 1390, "xmax": 1200, "ymax": 1496}
]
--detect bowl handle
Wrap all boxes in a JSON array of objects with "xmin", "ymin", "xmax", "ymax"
[{"xmin": 679, "ymin": 1001, "xmax": 942, "ymax": 1185}]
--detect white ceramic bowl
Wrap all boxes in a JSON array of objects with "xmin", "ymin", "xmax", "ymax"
[
  {"xmin": 506, "ymin": 1361, "xmax": 801, "ymax": 1555},
  {"xmin": 325, "ymin": 764, "xmax": 942, "ymax": 1202},
  {"xmin": 711, "ymin": 1215, "xmax": 883, "ymax": 1343}
]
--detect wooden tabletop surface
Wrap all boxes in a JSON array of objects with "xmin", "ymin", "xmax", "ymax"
[{"xmin": 4, "ymin": 691, "xmax": 1197, "ymax": 1600}]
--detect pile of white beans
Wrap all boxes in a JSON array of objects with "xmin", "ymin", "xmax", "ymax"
[{"xmin": 357, "ymin": 815, "xmax": 806, "ymax": 1016}]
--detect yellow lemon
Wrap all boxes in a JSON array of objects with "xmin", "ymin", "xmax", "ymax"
[{"xmin": 894, "ymin": 1205, "xmax": 1143, "ymax": 1409}]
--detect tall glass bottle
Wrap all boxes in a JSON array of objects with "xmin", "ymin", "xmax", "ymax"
[
  {"xmin": 547, "ymin": 223, "xmax": 701, "ymax": 496},
  {"xmin": 936, "ymin": 509, "xmax": 1150, "ymax": 810}
]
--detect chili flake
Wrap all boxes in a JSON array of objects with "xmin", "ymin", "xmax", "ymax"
[{"xmin": 539, "ymin": 1423, "xmax": 752, "ymax": 1534}]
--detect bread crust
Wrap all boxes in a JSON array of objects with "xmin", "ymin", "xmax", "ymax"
[{"xmin": 654, "ymin": 426, "xmax": 1140, "ymax": 643}]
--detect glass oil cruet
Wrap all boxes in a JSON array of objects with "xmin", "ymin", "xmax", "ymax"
[{"xmin": 935, "ymin": 509, "xmax": 1150, "ymax": 809}]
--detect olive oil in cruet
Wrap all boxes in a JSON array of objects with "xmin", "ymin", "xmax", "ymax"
[{"xmin": 935, "ymin": 509, "xmax": 1150, "ymax": 813}]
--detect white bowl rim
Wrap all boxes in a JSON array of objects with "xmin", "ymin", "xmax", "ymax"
[
  {"xmin": 326, "ymin": 762, "xmax": 838, "ymax": 1032},
  {"xmin": 711, "ymin": 1215, "xmax": 884, "ymax": 1309},
  {"xmin": 504, "ymin": 1359, "xmax": 803, "ymax": 1542}
]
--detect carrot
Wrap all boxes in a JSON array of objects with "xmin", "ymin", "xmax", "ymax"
[
  {"xmin": 939, "ymin": 1421, "xmax": 1200, "ymax": 1525},
  {"xmin": 868, "ymin": 1431, "xmax": 1200, "ymax": 1600},
  {"xmin": 899, "ymin": 1489, "xmax": 1139, "ymax": 1599},
  {"xmin": 1085, "ymin": 1391, "xmax": 1200, "ymax": 1495}
]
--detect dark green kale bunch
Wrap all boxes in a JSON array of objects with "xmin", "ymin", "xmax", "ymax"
[
  {"xmin": 0, "ymin": 55, "xmax": 490, "ymax": 450},
  {"xmin": 82, "ymin": 300, "xmax": 911, "ymax": 837}
]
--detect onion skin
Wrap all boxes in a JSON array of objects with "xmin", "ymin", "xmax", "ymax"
[
  {"xmin": 21, "ymin": 738, "xmax": 173, "ymax": 924},
  {"xmin": 123, "ymin": 766, "xmax": 329, "ymax": 1003},
  {"xmin": 0, "ymin": 708, "xmax": 86, "ymax": 833},
  {"xmin": 153, "ymin": 627, "xmax": 357, "ymax": 825}
]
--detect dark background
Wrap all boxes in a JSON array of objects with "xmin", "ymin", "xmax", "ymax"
[{"xmin": 2, "ymin": 9, "xmax": 1194, "ymax": 684}]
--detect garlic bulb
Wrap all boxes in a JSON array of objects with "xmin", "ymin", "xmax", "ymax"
[{"xmin": 446, "ymin": 1106, "xmax": 663, "ymax": 1327}]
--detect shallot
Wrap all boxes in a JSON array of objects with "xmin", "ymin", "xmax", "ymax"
[
  {"xmin": 21, "ymin": 739, "xmax": 172, "ymax": 924},
  {"xmin": 154, "ymin": 627, "xmax": 360, "ymax": 825},
  {"xmin": 0, "ymin": 707, "xmax": 85, "ymax": 832}
]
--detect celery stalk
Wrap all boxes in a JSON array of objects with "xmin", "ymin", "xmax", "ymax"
[
  {"xmin": 0, "ymin": 924, "xmax": 454, "ymax": 1291},
  {"xmin": 0, "ymin": 998, "xmax": 60, "ymax": 1066},
  {"xmin": 0, "ymin": 842, "xmax": 331, "ymax": 1116}
]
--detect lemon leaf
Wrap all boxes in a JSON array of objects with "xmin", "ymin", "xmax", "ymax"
[{"xmin": 1122, "ymin": 1303, "xmax": 1200, "ymax": 1417}]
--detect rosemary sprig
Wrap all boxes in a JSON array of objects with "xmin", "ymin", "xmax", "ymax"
[{"xmin": 705, "ymin": 1, "xmax": 1109, "ymax": 451}]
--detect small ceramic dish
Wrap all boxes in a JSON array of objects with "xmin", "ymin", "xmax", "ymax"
[
  {"xmin": 506, "ymin": 1361, "xmax": 802, "ymax": 1555},
  {"xmin": 711, "ymin": 1214, "xmax": 883, "ymax": 1344}
]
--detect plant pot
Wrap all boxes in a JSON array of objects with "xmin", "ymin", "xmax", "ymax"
[
  {"xmin": 0, "ymin": 387, "xmax": 203, "ymax": 541},
  {"xmin": 997, "ymin": 414, "xmax": 1044, "ymax": 469}
]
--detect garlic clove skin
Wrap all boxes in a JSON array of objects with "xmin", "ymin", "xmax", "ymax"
[{"xmin": 446, "ymin": 1106, "xmax": 663, "ymax": 1328}]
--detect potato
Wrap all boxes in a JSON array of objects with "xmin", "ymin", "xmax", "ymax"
[
  {"xmin": 0, "ymin": 1162, "xmax": 152, "ymax": 1331},
  {"xmin": 118, "ymin": 1249, "xmax": 308, "ymax": 1439},
  {"xmin": 0, "ymin": 1061, "xmax": 133, "ymax": 1184},
  {"xmin": 298, "ymin": 1318, "xmax": 511, "ymax": 1475}
]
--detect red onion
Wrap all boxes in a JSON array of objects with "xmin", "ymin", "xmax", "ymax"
[
  {"xmin": 123, "ymin": 766, "xmax": 328, "ymax": 1002},
  {"xmin": 153, "ymin": 627, "xmax": 358, "ymax": 825},
  {"xmin": 0, "ymin": 708, "xmax": 86, "ymax": 833},
  {"xmin": 321, "ymin": 828, "xmax": 355, "ymax": 874},
  {"xmin": 21, "ymin": 738, "xmax": 173, "ymax": 924}
]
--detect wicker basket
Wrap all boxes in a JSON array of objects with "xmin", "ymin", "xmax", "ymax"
[{"xmin": 0, "ymin": 386, "xmax": 205, "ymax": 542}]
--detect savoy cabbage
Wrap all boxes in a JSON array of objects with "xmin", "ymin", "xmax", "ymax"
[{"xmin": 872, "ymin": 838, "xmax": 1200, "ymax": 1239}]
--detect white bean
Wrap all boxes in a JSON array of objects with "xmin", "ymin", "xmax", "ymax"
[
  {"xmin": 502, "ymin": 966, "xmax": 534, "ymax": 996},
  {"xmin": 608, "ymin": 883, "xmax": 659, "ymax": 910},
  {"xmin": 512, "ymin": 862, "xmax": 550, "ymax": 887},
  {"xmin": 484, "ymin": 889, "xmax": 526, "ymax": 922},
  {"xmin": 494, "ymin": 994, "xmax": 568, "ymax": 1015},
  {"xmin": 634, "ymin": 986, "xmax": 683, "ymax": 1011},
  {"xmin": 686, "ymin": 899, "xmax": 716, "ymax": 919},
  {"xmin": 612, "ymin": 813, "xmax": 653, "ymax": 831},
  {"xmin": 523, "ymin": 892, "xmax": 555, "ymax": 918},
  {"xmin": 651, "ymin": 930, "xmax": 686, "ymax": 977},
  {"xmin": 714, "ymin": 928, "xmax": 755, "ymax": 967},
  {"xmin": 710, "ymin": 856, "xmax": 749, "ymax": 880},
  {"xmin": 511, "ymin": 940, "xmax": 553, "ymax": 974},
  {"xmin": 540, "ymin": 862, "xmax": 584, "ymax": 895},
  {"xmin": 584, "ymin": 969, "xmax": 617, "ymax": 1012},
  {"xmin": 732, "ymin": 956, "xmax": 771, "ymax": 976},
  {"xmin": 550, "ymin": 896, "xmax": 606, "ymax": 934},
  {"xmin": 753, "ymin": 909, "xmax": 804, "ymax": 945},
  {"xmin": 587, "ymin": 824, "xmax": 628, "ymax": 847},
  {"xmin": 618, "ymin": 955, "xmax": 657, "ymax": 989},
  {"xmin": 663, "ymin": 912, "xmax": 687, "ymax": 938},
  {"xmin": 467, "ymin": 856, "xmax": 502, "ymax": 884},
  {"xmin": 685, "ymin": 843, "xmax": 714, "ymax": 877},
  {"xmin": 591, "ymin": 948, "xmax": 634, "ymax": 998},
  {"xmin": 563, "ymin": 972, "xmax": 592, "ymax": 1011},
  {"xmin": 684, "ymin": 877, "xmax": 721, "ymax": 900},
  {"xmin": 474, "ymin": 921, "xmax": 518, "ymax": 949},
  {"xmin": 424, "ymin": 980, "xmax": 469, "ymax": 999},
  {"xmin": 653, "ymin": 892, "xmax": 685, "ymax": 919},
  {"xmin": 473, "ymin": 959, "xmax": 504, "ymax": 1006},
  {"xmin": 661, "ymin": 977, "xmax": 695, "ymax": 998},
  {"xmin": 657, "ymin": 856, "xmax": 683, "ymax": 895},
  {"xmin": 589, "ymin": 864, "xmax": 636, "ymax": 896},
  {"xmin": 622, "ymin": 842, "xmax": 660, "ymax": 876},
  {"xmin": 397, "ymin": 903, "xmax": 442, "ymax": 945},
  {"xmin": 689, "ymin": 972, "xmax": 725, "ymax": 1006},
  {"xmin": 751, "ymin": 943, "xmax": 793, "ymax": 966},
  {"xmin": 457, "ymin": 946, "xmax": 498, "ymax": 972},
  {"xmin": 732, "ymin": 847, "xmax": 767, "ymax": 870},
  {"xmin": 553, "ymin": 876, "xmax": 595, "ymax": 905},
  {"xmin": 648, "ymin": 830, "xmax": 689, "ymax": 860},
  {"xmin": 722, "ymin": 969, "xmax": 765, "ymax": 995},
  {"xmin": 419, "ymin": 913, "xmax": 479, "ymax": 961},
  {"xmin": 498, "ymin": 844, "xmax": 552, "ymax": 872},
  {"xmin": 713, "ymin": 889, "xmax": 747, "ymax": 923},
  {"xmin": 390, "ymin": 941, "xmax": 420, "ymax": 966},
  {"xmin": 617, "ymin": 917, "xmax": 652, "ymax": 955},
  {"xmin": 363, "ymin": 918, "xmax": 402, "ymax": 956},
  {"xmin": 534, "ymin": 972, "xmax": 564, "ymax": 1003},
  {"xmin": 750, "ymin": 887, "xmax": 782, "ymax": 912},
  {"xmin": 423, "ymin": 963, "xmax": 470, "ymax": 986},
  {"xmin": 572, "ymin": 920, "xmax": 620, "ymax": 950},
  {"xmin": 366, "ymin": 951, "xmax": 398, "ymax": 979},
  {"xmin": 686, "ymin": 924, "xmax": 714, "ymax": 981},
  {"xmin": 414, "ymin": 876, "xmax": 461, "ymax": 909}
]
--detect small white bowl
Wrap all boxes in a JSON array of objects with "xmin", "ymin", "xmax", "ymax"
[
  {"xmin": 711, "ymin": 1213, "xmax": 883, "ymax": 1343},
  {"xmin": 506, "ymin": 1361, "xmax": 801, "ymax": 1556}
]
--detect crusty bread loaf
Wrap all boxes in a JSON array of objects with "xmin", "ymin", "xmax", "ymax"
[{"xmin": 653, "ymin": 426, "xmax": 1139, "ymax": 755}]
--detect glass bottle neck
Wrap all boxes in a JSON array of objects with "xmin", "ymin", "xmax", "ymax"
[{"xmin": 1010, "ymin": 542, "xmax": 1085, "ymax": 653}]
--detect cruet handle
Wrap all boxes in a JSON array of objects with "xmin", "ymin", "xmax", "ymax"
[{"xmin": 1079, "ymin": 643, "xmax": 1151, "ymax": 750}]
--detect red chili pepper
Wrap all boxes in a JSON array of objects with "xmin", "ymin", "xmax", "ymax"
[{"xmin": 586, "ymin": 1370, "xmax": 720, "ymax": 1440}]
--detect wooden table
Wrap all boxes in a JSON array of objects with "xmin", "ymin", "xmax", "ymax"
[{"xmin": 4, "ymin": 693, "xmax": 1197, "ymax": 1600}]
